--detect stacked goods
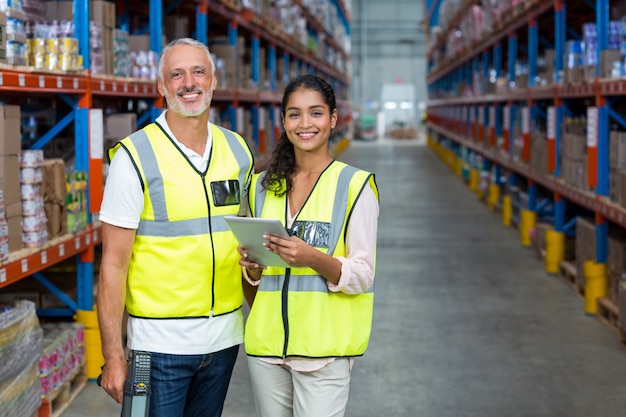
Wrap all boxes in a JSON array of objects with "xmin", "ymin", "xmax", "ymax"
[
  {"xmin": 19, "ymin": 149, "xmax": 47, "ymax": 247},
  {"xmin": 0, "ymin": 188, "xmax": 10, "ymax": 261},
  {"xmin": 607, "ymin": 235, "xmax": 626, "ymax": 303},
  {"xmin": 608, "ymin": 130, "xmax": 626, "ymax": 206},
  {"xmin": 42, "ymin": 158, "xmax": 66, "ymax": 237},
  {"xmin": 575, "ymin": 216, "xmax": 597, "ymax": 288},
  {"xmin": 39, "ymin": 322, "xmax": 85, "ymax": 398},
  {"xmin": 560, "ymin": 117, "xmax": 588, "ymax": 191},
  {"xmin": 0, "ymin": 300, "xmax": 44, "ymax": 417},
  {"xmin": 66, "ymin": 170, "xmax": 87, "ymax": 233}
]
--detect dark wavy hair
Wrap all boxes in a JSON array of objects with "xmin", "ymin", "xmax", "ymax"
[{"xmin": 261, "ymin": 74, "xmax": 337, "ymax": 197}]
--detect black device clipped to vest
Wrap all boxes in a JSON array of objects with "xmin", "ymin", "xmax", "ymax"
[{"xmin": 121, "ymin": 350, "xmax": 151, "ymax": 417}]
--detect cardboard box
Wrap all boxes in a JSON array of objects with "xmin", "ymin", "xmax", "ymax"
[
  {"xmin": 104, "ymin": 113, "xmax": 137, "ymax": 140},
  {"xmin": 0, "ymin": 105, "xmax": 20, "ymax": 155},
  {"xmin": 6, "ymin": 214, "xmax": 20, "ymax": 252},
  {"xmin": 42, "ymin": 159, "xmax": 66, "ymax": 204},
  {"xmin": 600, "ymin": 50, "xmax": 621, "ymax": 79},
  {"xmin": 129, "ymin": 34, "xmax": 166, "ymax": 52},
  {"xmin": 45, "ymin": 202, "xmax": 66, "ymax": 237},
  {"xmin": 0, "ymin": 161, "xmax": 20, "ymax": 205},
  {"xmin": 610, "ymin": 131, "xmax": 626, "ymax": 168}
]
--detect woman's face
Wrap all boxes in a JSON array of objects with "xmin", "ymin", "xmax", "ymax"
[{"xmin": 282, "ymin": 87, "xmax": 337, "ymax": 153}]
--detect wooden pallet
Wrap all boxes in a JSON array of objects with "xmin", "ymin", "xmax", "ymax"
[
  {"xmin": 596, "ymin": 297, "xmax": 626, "ymax": 351},
  {"xmin": 558, "ymin": 260, "xmax": 584, "ymax": 298},
  {"xmin": 38, "ymin": 364, "xmax": 87, "ymax": 417},
  {"xmin": 597, "ymin": 297, "xmax": 619, "ymax": 333}
]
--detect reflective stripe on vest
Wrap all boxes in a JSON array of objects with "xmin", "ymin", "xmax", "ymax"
[
  {"xmin": 129, "ymin": 127, "xmax": 250, "ymax": 236},
  {"xmin": 116, "ymin": 123, "xmax": 253, "ymax": 318},
  {"xmin": 245, "ymin": 161, "xmax": 377, "ymax": 357}
]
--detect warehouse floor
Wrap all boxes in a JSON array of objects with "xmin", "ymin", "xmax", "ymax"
[{"xmin": 62, "ymin": 135, "xmax": 626, "ymax": 417}]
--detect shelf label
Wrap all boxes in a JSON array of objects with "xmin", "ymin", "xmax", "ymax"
[
  {"xmin": 587, "ymin": 107, "xmax": 598, "ymax": 148},
  {"xmin": 101, "ymin": 80, "xmax": 105, "ymax": 91},
  {"xmin": 57, "ymin": 76, "xmax": 63, "ymax": 89},
  {"xmin": 74, "ymin": 78, "xmax": 78, "ymax": 89},
  {"xmin": 86, "ymin": 233, "xmax": 91, "ymax": 245},
  {"xmin": 489, "ymin": 107, "xmax": 496, "ymax": 128},
  {"xmin": 41, "ymin": 251, "xmax": 47, "ymax": 264},
  {"xmin": 143, "ymin": 85, "xmax": 148, "ymax": 94},
  {"xmin": 39, "ymin": 76, "xmax": 45, "ymax": 88},
  {"xmin": 0, "ymin": 73, "xmax": 3, "ymax": 86},
  {"xmin": 18, "ymin": 74, "xmax": 25, "ymax": 87},
  {"xmin": 0, "ymin": 269, "xmax": 5, "ymax": 283},
  {"xmin": 93, "ymin": 230, "xmax": 98, "ymax": 242},
  {"xmin": 124, "ymin": 83, "xmax": 128, "ymax": 93},
  {"xmin": 75, "ymin": 237, "xmax": 80, "ymax": 249},
  {"xmin": 522, "ymin": 107, "xmax": 530, "ymax": 134},
  {"xmin": 113, "ymin": 82, "xmax": 117, "ymax": 92},
  {"xmin": 89, "ymin": 109, "xmax": 104, "ymax": 159},
  {"xmin": 503, "ymin": 106, "xmax": 510, "ymax": 130},
  {"xmin": 59, "ymin": 244, "xmax": 65, "ymax": 257},
  {"xmin": 547, "ymin": 106, "xmax": 556, "ymax": 139},
  {"xmin": 21, "ymin": 259, "xmax": 28, "ymax": 273},
  {"xmin": 134, "ymin": 84, "xmax": 138, "ymax": 93}
]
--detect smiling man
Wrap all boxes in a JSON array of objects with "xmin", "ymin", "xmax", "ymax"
[{"xmin": 96, "ymin": 38, "xmax": 255, "ymax": 417}]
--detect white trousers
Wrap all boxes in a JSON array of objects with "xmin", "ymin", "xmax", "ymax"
[{"xmin": 247, "ymin": 356, "xmax": 351, "ymax": 417}]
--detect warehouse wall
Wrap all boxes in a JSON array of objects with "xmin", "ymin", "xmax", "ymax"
[{"xmin": 351, "ymin": 0, "xmax": 426, "ymax": 124}]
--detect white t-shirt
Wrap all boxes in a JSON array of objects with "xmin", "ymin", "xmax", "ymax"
[{"xmin": 99, "ymin": 111, "xmax": 244, "ymax": 355}]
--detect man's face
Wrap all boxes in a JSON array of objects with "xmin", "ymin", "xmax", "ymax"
[{"xmin": 157, "ymin": 44, "xmax": 217, "ymax": 117}]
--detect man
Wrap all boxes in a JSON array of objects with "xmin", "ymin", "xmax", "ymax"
[{"xmin": 96, "ymin": 38, "xmax": 254, "ymax": 417}]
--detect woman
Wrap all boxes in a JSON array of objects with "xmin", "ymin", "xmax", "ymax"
[{"xmin": 239, "ymin": 74, "xmax": 379, "ymax": 417}]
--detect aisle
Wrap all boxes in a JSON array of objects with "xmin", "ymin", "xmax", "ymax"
[{"xmin": 64, "ymin": 137, "xmax": 626, "ymax": 417}]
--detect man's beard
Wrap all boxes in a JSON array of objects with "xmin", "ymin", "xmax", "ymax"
[{"xmin": 165, "ymin": 85, "xmax": 213, "ymax": 117}]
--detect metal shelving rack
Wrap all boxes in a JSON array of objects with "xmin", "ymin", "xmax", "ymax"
[
  {"xmin": 425, "ymin": 0, "xmax": 626, "ymax": 271},
  {"xmin": 0, "ymin": 0, "xmax": 351, "ymax": 318}
]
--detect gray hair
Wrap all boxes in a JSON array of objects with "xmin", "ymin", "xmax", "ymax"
[{"xmin": 158, "ymin": 38, "xmax": 216, "ymax": 82}]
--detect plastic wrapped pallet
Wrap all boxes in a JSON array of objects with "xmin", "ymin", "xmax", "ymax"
[{"xmin": 0, "ymin": 300, "xmax": 44, "ymax": 417}]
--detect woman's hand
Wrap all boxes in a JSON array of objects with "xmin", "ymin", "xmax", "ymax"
[
  {"xmin": 237, "ymin": 246, "xmax": 265, "ymax": 280},
  {"xmin": 263, "ymin": 234, "xmax": 314, "ymax": 268}
]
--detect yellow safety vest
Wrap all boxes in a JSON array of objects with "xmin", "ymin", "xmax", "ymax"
[
  {"xmin": 109, "ymin": 122, "xmax": 254, "ymax": 318},
  {"xmin": 245, "ymin": 160, "xmax": 378, "ymax": 358}
]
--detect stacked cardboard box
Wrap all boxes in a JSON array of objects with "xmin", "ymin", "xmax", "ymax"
[
  {"xmin": 19, "ymin": 149, "xmax": 48, "ymax": 248},
  {"xmin": 560, "ymin": 118, "xmax": 588, "ymax": 190},
  {"xmin": 609, "ymin": 130, "xmax": 626, "ymax": 205},
  {"xmin": 530, "ymin": 132, "xmax": 548, "ymax": 175},
  {"xmin": 44, "ymin": 0, "xmax": 115, "ymax": 74},
  {"xmin": 607, "ymin": 234, "xmax": 626, "ymax": 303},
  {"xmin": 575, "ymin": 216, "xmax": 597, "ymax": 288},
  {"xmin": 42, "ymin": 159, "xmax": 66, "ymax": 238},
  {"xmin": 0, "ymin": 105, "xmax": 22, "ymax": 253}
]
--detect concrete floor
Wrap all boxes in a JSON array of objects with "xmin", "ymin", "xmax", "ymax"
[{"xmin": 63, "ymin": 136, "xmax": 626, "ymax": 417}]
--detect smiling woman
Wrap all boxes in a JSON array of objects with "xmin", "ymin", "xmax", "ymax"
[{"xmin": 237, "ymin": 74, "xmax": 380, "ymax": 417}]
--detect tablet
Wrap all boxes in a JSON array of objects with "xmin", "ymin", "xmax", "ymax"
[{"xmin": 224, "ymin": 215, "xmax": 292, "ymax": 268}]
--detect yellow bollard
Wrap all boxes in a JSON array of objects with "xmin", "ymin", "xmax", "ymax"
[
  {"xmin": 502, "ymin": 195, "xmax": 512, "ymax": 226},
  {"xmin": 75, "ymin": 308, "xmax": 105, "ymax": 380},
  {"xmin": 519, "ymin": 209, "xmax": 537, "ymax": 247},
  {"xmin": 583, "ymin": 261, "xmax": 607, "ymax": 314},
  {"xmin": 469, "ymin": 169, "xmax": 479, "ymax": 191},
  {"xmin": 544, "ymin": 230, "xmax": 565, "ymax": 274},
  {"xmin": 487, "ymin": 184, "xmax": 500, "ymax": 212}
]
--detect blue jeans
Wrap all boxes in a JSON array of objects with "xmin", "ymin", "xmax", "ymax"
[{"xmin": 147, "ymin": 345, "xmax": 239, "ymax": 417}]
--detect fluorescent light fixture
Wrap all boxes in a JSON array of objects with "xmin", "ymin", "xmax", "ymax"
[
  {"xmin": 384, "ymin": 102, "xmax": 397, "ymax": 109},
  {"xmin": 400, "ymin": 101, "xmax": 413, "ymax": 109}
]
